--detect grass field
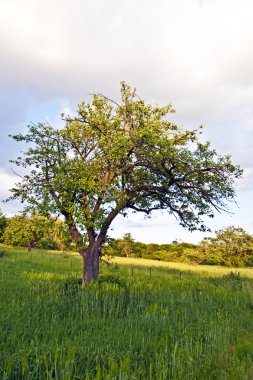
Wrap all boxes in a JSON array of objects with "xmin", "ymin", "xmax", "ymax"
[
  {"xmin": 113, "ymin": 256, "xmax": 253, "ymax": 278},
  {"xmin": 0, "ymin": 245, "xmax": 253, "ymax": 379}
]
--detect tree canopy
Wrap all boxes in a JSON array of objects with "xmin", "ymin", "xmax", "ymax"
[
  {"xmin": 3, "ymin": 213, "xmax": 72, "ymax": 251},
  {"xmin": 8, "ymin": 82, "xmax": 243, "ymax": 283},
  {"xmin": 0, "ymin": 209, "xmax": 6, "ymax": 242},
  {"xmin": 200, "ymin": 226, "xmax": 253, "ymax": 267}
]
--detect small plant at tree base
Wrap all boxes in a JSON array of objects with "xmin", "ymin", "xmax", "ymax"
[
  {"xmin": 0, "ymin": 250, "xmax": 7, "ymax": 258},
  {"xmin": 63, "ymin": 278, "xmax": 82, "ymax": 295},
  {"xmin": 8, "ymin": 83, "xmax": 242, "ymax": 284}
]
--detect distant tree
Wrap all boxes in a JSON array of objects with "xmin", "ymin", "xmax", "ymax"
[
  {"xmin": 119, "ymin": 233, "xmax": 135, "ymax": 257},
  {"xmin": 52, "ymin": 219, "xmax": 74, "ymax": 251},
  {"xmin": 0, "ymin": 209, "xmax": 7, "ymax": 242},
  {"xmin": 133, "ymin": 241, "xmax": 146, "ymax": 257},
  {"xmin": 103, "ymin": 234, "xmax": 137, "ymax": 257},
  {"xmin": 200, "ymin": 226, "xmax": 253, "ymax": 266},
  {"xmin": 146, "ymin": 243, "xmax": 160, "ymax": 259},
  {"xmin": 8, "ymin": 82, "xmax": 242, "ymax": 283},
  {"xmin": 3, "ymin": 213, "xmax": 72, "ymax": 251}
]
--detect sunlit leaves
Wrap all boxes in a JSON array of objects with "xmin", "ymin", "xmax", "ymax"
[{"xmin": 8, "ymin": 82, "xmax": 243, "ymax": 245}]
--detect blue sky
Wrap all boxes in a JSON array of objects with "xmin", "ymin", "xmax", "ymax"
[{"xmin": 0, "ymin": 0, "xmax": 253, "ymax": 244}]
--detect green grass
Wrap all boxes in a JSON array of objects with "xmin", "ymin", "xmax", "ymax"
[
  {"xmin": 0, "ymin": 245, "xmax": 253, "ymax": 379},
  {"xmin": 113, "ymin": 256, "xmax": 253, "ymax": 278}
]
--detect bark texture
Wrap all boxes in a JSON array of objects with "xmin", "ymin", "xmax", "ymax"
[{"xmin": 82, "ymin": 244, "xmax": 100, "ymax": 285}]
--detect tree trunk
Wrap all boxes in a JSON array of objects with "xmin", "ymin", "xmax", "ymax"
[
  {"xmin": 27, "ymin": 242, "xmax": 33, "ymax": 252},
  {"xmin": 82, "ymin": 243, "xmax": 100, "ymax": 285}
]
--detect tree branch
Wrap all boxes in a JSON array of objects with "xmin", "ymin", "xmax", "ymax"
[{"xmin": 97, "ymin": 207, "xmax": 122, "ymax": 245}]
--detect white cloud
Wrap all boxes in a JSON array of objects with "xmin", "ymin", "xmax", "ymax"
[
  {"xmin": 0, "ymin": 0, "xmax": 253, "ymax": 240},
  {"xmin": 0, "ymin": 169, "xmax": 23, "ymax": 216},
  {"xmin": 0, "ymin": 170, "xmax": 17, "ymax": 199},
  {"xmin": 237, "ymin": 169, "xmax": 253, "ymax": 192},
  {"xmin": 1, "ymin": 0, "xmax": 253, "ymax": 100}
]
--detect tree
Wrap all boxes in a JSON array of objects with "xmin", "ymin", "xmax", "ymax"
[
  {"xmin": 118, "ymin": 233, "xmax": 135, "ymax": 257},
  {"xmin": 3, "ymin": 213, "xmax": 72, "ymax": 251},
  {"xmin": 0, "ymin": 209, "xmax": 6, "ymax": 242},
  {"xmin": 200, "ymin": 226, "xmax": 253, "ymax": 266},
  {"xmin": 8, "ymin": 82, "xmax": 242, "ymax": 283}
]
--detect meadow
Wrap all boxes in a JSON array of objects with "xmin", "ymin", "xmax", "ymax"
[{"xmin": 0, "ymin": 245, "xmax": 253, "ymax": 379}]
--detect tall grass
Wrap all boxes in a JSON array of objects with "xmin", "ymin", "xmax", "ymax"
[{"xmin": 0, "ymin": 245, "xmax": 253, "ymax": 379}]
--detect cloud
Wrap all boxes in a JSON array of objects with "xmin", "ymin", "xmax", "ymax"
[
  {"xmin": 0, "ymin": 0, "xmax": 253, "ymax": 100},
  {"xmin": 0, "ymin": 0, "xmax": 253, "ymax": 240},
  {"xmin": 0, "ymin": 169, "xmax": 22, "ymax": 216},
  {"xmin": 237, "ymin": 169, "xmax": 253, "ymax": 192},
  {"xmin": 0, "ymin": 169, "xmax": 17, "ymax": 198}
]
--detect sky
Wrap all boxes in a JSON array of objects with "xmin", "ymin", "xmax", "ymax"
[{"xmin": 0, "ymin": 0, "xmax": 253, "ymax": 244}]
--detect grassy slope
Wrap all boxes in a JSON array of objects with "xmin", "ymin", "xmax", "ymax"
[
  {"xmin": 0, "ymin": 245, "xmax": 253, "ymax": 379},
  {"xmin": 113, "ymin": 256, "xmax": 253, "ymax": 278}
]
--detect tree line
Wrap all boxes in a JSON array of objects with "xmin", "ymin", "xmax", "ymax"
[
  {"xmin": 104, "ymin": 228, "xmax": 253, "ymax": 267},
  {"xmin": 1, "ymin": 211, "xmax": 252, "ymax": 267}
]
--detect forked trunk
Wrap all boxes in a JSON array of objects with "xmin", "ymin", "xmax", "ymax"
[{"xmin": 82, "ymin": 243, "xmax": 100, "ymax": 285}]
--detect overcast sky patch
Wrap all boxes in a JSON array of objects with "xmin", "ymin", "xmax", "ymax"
[{"xmin": 0, "ymin": 0, "xmax": 252, "ymax": 242}]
